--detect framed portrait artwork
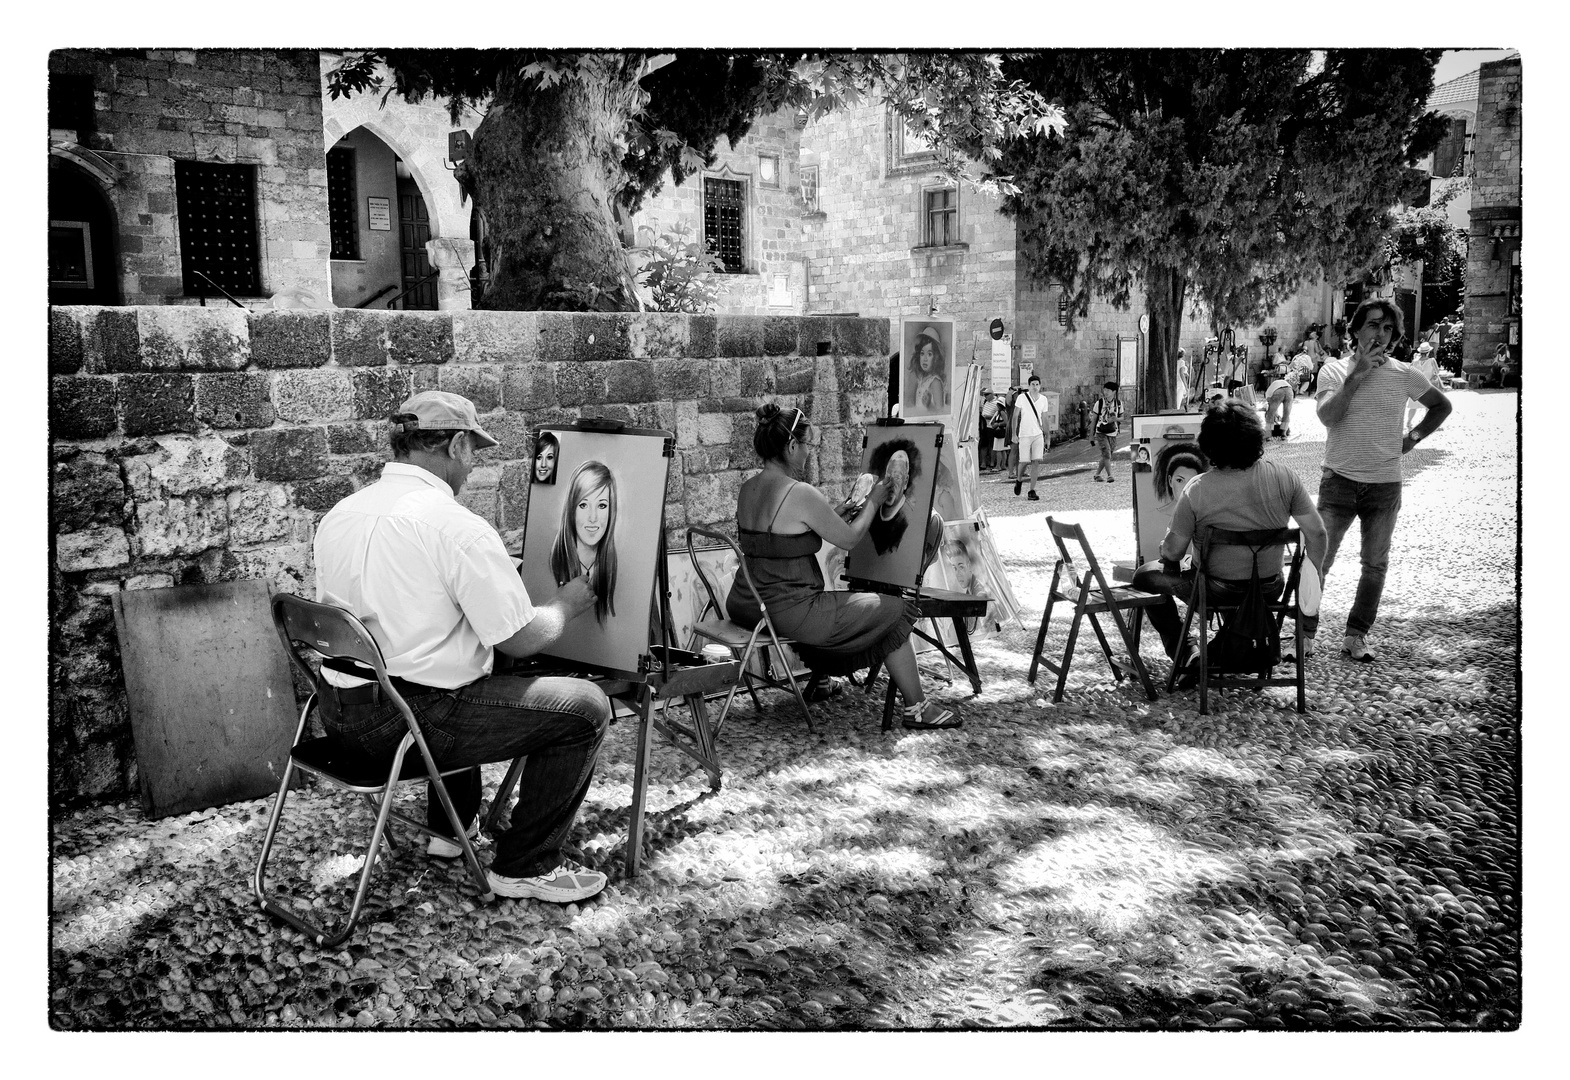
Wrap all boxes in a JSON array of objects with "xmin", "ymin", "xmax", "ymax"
[
  {"xmin": 519, "ymin": 425, "xmax": 675, "ymax": 680},
  {"xmin": 899, "ymin": 316, "xmax": 957, "ymax": 421},
  {"xmin": 845, "ymin": 422, "xmax": 944, "ymax": 593}
]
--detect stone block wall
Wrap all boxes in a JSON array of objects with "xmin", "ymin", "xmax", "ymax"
[
  {"xmin": 48, "ymin": 306, "xmax": 888, "ymax": 808},
  {"xmin": 53, "ymin": 48, "xmax": 331, "ymax": 305},
  {"xmin": 1463, "ymin": 57, "xmax": 1522, "ymax": 370}
]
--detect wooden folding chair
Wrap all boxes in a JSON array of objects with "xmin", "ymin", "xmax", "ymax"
[
  {"xmin": 253, "ymin": 594, "xmax": 498, "ymax": 947},
  {"xmin": 683, "ymin": 526, "xmax": 813, "ymax": 733},
  {"xmin": 1165, "ymin": 526, "xmax": 1307, "ymax": 715},
  {"xmin": 1028, "ymin": 516, "xmax": 1167, "ymax": 702}
]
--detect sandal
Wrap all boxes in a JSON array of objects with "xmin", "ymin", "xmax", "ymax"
[{"xmin": 901, "ymin": 700, "xmax": 962, "ymax": 730}]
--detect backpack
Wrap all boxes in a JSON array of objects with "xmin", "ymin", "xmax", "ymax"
[{"xmin": 1204, "ymin": 534, "xmax": 1281, "ymax": 673}]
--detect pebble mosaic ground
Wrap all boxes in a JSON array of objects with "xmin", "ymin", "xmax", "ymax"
[{"xmin": 49, "ymin": 390, "xmax": 1521, "ymax": 1031}]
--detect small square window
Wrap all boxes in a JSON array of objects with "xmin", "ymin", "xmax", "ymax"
[
  {"xmin": 924, "ymin": 187, "xmax": 958, "ymax": 248},
  {"xmin": 49, "ymin": 220, "xmax": 94, "ymax": 289}
]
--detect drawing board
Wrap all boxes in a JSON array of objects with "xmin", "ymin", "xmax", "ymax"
[
  {"xmin": 845, "ymin": 422, "xmax": 944, "ymax": 592},
  {"xmin": 519, "ymin": 425, "xmax": 673, "ymax": 679}
]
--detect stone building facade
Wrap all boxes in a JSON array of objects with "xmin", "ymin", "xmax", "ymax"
[
  {"xmin": 1462, "ymin": 56, "xmax": 1522, "ymax": 372},
  {"xmin": 638, "ymin": 101, "xmax": 1334, "ymax": 420},
  {"xmin": 48, "ymin": 49, "xmax": 332, "ymax": 307},
  {"xmin": 48, "ymin": 306, "xmax": 885, "ymax": 806}
]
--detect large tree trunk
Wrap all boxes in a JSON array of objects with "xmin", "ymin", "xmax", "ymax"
[
  {"xmin": 1140, "ymin": 264, "xmax": 1187, "ymax": 412},
  {"xmin": 467, "ymin": 66, "xmax": 643, "ymax": 310}
]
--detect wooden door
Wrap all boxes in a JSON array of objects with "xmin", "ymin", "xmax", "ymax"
[{"xmin": 397, "ymin": 178, "xmax": 436, "ymax": 310}]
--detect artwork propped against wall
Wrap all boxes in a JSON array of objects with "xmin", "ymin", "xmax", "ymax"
[
  {"xmin": 899, "ymin": 316, "xmax": 958, "ymax": 420},
  {"xmin": 519, "ymin": 424, "xmax": 674, "ymax": 680},
  {"xmin": 846, "ymin": 422, "xmax": 944, "ymax": 593}
]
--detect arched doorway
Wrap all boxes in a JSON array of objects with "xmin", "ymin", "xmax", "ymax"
[
  {"xmin": 326, "ymin": 126, "xmax": 438, "ymax": 310},
  {"xmin": 49, "ymin": 159, "xmax": 119, "ymax": 306}
]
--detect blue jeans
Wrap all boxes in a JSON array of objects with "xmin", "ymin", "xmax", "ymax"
[
  {"xmin": 1310, "ymin": 470, "xmax": 1403, "ymax": 638},
  {"xmin": 323, "ymin": 675, "xmax": 610, "ymax": 878}
]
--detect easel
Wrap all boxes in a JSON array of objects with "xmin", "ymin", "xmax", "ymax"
[
  {"xmin": 494, "ymin": 419, "xmax": 741, "ymax": 877},
  {"xmin": 847, "ymin": 419, "xmax": 988, "ymax": 728}
]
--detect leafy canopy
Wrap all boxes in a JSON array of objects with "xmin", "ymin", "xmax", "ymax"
[
  {"xmin": 326, "ymin": 49, "xmax": 1064, "ymax": 215},
  {"xmin": 996, "ymin": 49, "xmax": 1446, "ymax": 331}
]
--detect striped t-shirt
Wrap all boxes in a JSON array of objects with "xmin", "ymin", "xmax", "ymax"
[{"xmin": 1316, "ymin": 357, "xmax": 1434, "ymax": 483}]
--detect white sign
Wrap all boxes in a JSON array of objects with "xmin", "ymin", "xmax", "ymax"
[
  {"xmin": 990, "ymin": 337, "xmax": 1011, "ymax": 391},
  {"xmin": 1019, "ymin": 362, "xmax": 1034, "ymax": 387},
  {"xmin": 1118, "ymin": 337, "xmax": 1138, "ymax": 388},
  {"xmin": 367, "ymin": 197, "xmax": 392, "ymax": 232},
  {"xmin": 1022, "ymin": 342, "xmax": 1038, "ymax": 361},
  {"xmin": 767, "ymin": 274, "xmax": 791, "ymax": 308}
]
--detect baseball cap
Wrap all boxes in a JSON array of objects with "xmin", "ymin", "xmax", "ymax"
[{"xmin": 394, "ymin": 391, "xmax": 498, "ymax": 449}]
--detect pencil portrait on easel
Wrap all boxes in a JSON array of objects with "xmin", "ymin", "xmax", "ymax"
[{"xmin": 519, "ymin": 427, "xmax": 673, "ymax": 677}]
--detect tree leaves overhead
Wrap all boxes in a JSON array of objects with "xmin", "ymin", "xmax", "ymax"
[{"xmin": 997, "ymin": 48, "xmax": 1445, "ymax": 332}]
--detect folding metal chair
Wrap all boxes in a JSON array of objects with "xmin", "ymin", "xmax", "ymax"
[
  {"xmin": 1028, "ymin": 516, "xmax": 1167, "ymax": 702},
  {"xmin": 253, "ymin": 594, "xmax": 498, "ymax": 947},
  {"xmin": 683, "ymin": 526, "xmax": 813, "ymax": 733},
  {"xmin": 1165, "ymin": 526, "xmax": 1308, "ymax": 715}
]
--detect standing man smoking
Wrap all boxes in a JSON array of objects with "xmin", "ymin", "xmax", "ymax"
[{"xmin": 1308, "ymin": 299, "xmax": 1452, "ymax": 661}]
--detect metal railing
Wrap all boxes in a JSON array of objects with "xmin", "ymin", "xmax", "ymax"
[{"xmin": 192, "ymin": 271, "xmax": 249, "ymax": 310}]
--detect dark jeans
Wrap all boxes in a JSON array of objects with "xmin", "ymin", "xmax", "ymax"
[
  {"xmin": 322, "ymin": 674, "xmax": 610, "ymax": 878},
  {"xmin": 1311, "ymin": 471, "xmax": 1403, "ymax": 638},
  {"xmin": 1132, "ymin": 565, "xmax": 1283, "ymax": 661}
]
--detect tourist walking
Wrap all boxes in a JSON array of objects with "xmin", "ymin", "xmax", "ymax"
[
  {"xmin": 1090, "ymin": 381, "xmax": 1122, "ymax": 483},
  {"xmin": 1012, "ymin": 375, "xmax": 1048, "ymax": 501},
  {"xmin": 1308, "ymin": 299, "xmax": 1453, "ymax": 661}
]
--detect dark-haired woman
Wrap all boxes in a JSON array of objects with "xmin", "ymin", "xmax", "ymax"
[
  {"xmin": 727, "ymin": 404, "xmax": 959, "ymax": 729},
  {"xmin": 1132, "ymin": 402, "xmax": 1327, "ymax": 679}
]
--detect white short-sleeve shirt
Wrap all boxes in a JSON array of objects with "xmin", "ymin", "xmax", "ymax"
[
  {"xmin": 313, "ymin": 463, "xmax": 536, "ymax": 688},
  {"xmin": 1315, "ymin": 357, "xmax": 1436, "ymax": 484}
]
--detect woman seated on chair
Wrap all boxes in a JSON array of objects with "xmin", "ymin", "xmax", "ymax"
[
  {"xmin": 727, "ymin": 404, "xmax": 960, "ymax": 730},
  {"xmin": 1132, "ymin": 402, "xmax": 1327, "ymax": 683}
]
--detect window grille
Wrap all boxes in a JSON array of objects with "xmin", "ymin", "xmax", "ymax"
[
  {"xmin": 704, "ymin": 177, "xmax": 746, "ymax": 273},
  {"xmin": 327, "ymin": 147, "xmax": 359, "ymax": 260},
  {"xmin": 925, "ymin": 188, "xmax": 957, "ymax": 247},
  {"xmin": 175, "ymin": 160, "xmax": 261, "ymax": 297},
  {"xmin": 48, "ymin": 73, "xmax": 95, "ymax": 135}
]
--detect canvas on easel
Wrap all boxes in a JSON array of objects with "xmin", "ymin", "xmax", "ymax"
[
  {"xmin": 845, "ymin": 421, "xmax": 944, "ymax": 592},
  {"xmin": 1131, "ymin": 413, "xmax": 1205, "ymax": 566},
  {"xmin": 519, "ymin": 423, "xmax": 674, "ymax": 679}
]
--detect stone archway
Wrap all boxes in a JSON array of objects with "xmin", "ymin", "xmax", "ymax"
[
  {"xmin": 49, "ymin": 152, "xmax": 120, "ymax": 306},
  {"xmin": 320, "ymin": 56, "xmax": 476, "ymax": 308}
]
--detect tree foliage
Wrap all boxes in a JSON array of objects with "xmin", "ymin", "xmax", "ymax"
[
  {"xmin": 327, "ymin": 50, "xmax": 1062, "ymax": 310},
  {"xmin": 1380, "ymin": 180, "xmax": 1468, "ymax": 287},
  {"xmin": 994, "ymin": 49, "xmax": 1446, "ymax": 409}
]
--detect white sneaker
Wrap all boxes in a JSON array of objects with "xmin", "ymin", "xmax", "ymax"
[
  {"xmin": 426, "ymin": 820, "xmax": 480, "ymax": 859},
  {"xmin": 487, "ymin": 859, "xmax": 607, "ymax": 903},
  {"xmin": 1341, "ymin": 634, "xmax": 1376, "ymax": 662}
]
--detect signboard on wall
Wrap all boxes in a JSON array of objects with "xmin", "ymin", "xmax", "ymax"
[
  {"xmin": 1022, "ymin": 342, "xmax": 1038, "ymax": 361},
  {"xmin": 367, "ymin": 197, "xmax": 391, "ymax": 231},
  {"xmin": 990, "ymin": 337, "xmax": 1011, "ymax": 391},
  {"xmin": 1118, "ymin": 336, "xmax": 1138, "ymax": 388}
]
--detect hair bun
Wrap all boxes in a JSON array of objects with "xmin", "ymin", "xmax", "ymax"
[{"xmin": 757, "ymin": 403, "xmax": 783, "ymax": 423}]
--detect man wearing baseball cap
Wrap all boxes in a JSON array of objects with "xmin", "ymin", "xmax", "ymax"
[{"xmin": 312, "ymin": 391, "xmax": 610, "ymax": 904}]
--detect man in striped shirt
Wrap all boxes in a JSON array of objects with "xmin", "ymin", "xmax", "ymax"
[{"xmin": 1309, "ymin": 299, "xmax": 1452, "ymax": 662}]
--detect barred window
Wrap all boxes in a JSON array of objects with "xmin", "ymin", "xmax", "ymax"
[
  {"xmin": 175, "ymin": 160, "xmax": 262, "ymax": 297},
  {"xmin": 703, "ymin": 177, "xmax": 746, "ymax": 274},
  {"xmin": 924, "ymin": 187, "xmax": 957, "ymax": 247},
  {"xmin": 327, "ymin": 147, "xmax": 359, "ymax": 260}
]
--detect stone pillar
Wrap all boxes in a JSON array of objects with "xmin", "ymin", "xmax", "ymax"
[{"xmin": 427, "ymin": 237, "xmax": 476, "ymax": 311}]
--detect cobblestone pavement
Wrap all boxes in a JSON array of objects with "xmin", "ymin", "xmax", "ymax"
[{"xmin": 49, "ymin": 389, "xmax": 1523, "ymax": 1035}]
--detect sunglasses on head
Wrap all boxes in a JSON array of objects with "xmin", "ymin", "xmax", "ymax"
[{"xmin": 789, "ymin": 408, "xmax": 808, "ymax": 435}]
